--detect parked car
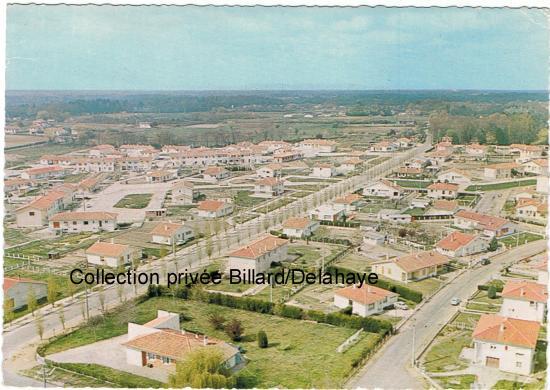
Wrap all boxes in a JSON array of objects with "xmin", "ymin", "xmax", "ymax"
[
  {"xmin": 394, "ymin": 302, "xmax": 409, "ymax": 310},
  {"xmin": 450, "ymin": 297, "xmax": 461, "ymax": 306},
  {"xmin": 481, "ymin": 258, "xmax": 491, "ymax": 265}
]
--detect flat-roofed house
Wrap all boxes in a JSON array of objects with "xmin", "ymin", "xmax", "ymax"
[
  {"xmin": 309, "ymin": 204, "xmax": 346, "ymax": 222},
  {"xmin": 172, "ymin": 180, "xmax": 200, "ymax": 205},
  {"xmin": 472, "ymin": 314, "xmax": 540, "ymax": 375},
  {"xmin": 484, "ymin": 162, "xmax": 520, "ymax": 180},
  {"xmin": 49, "ymin": 211, "xmax": 118, "ymax": 233},
  {"xmin": 282, "ymin": 217, "xmax": 320, "ymax": 238},
  {"xmin": 85, "ymin": 241, "xmax": 137, "ymax": 268},
  {"xmin": 151, "ymin": 222, "xmax": 194, "ymax": 245},
  {"xmin": 146, "ymin": 170, "xmax": 176, "ymax": 183},
  {"xmin": 203, "ymin": 166, "xmax": 229, "ymax": 183},
  {"xmin": 454, "ymin": 210, "xmax": 517, "ymax": 238},
  {"xmin": 371, "ymin": 251, "xmax": 450, "ymax": 283},
  {"xmin": 197, "ymin": 200, "xmax": 234, "ymax": 218},
  {"xmin": 427, "ymin": 182, "xmax": 459, "ymax": 200},
  {"xmin": 254, "ymin": 178, "xmax": 284, "ymax": 198},
  {"xmin": 500, "ymin": 281, "xmax": 547, "ymax": 323},
  {"xmin": 4, "ymin": 277, "xmax": 48, "ymax": 310},
  {"xmin": 363, "ymin": 179, "xmax": 403, "ymax": 199},
  {"xmin": 226, "ymin": 235, "xmax": 288, "ymax": 273},
  {"xmin": 334, "ymin": 284, "xmax": 398, "ymax": 317},
  {"xmin": 123, "ymin": 310, "xmax": 243, "ymax": 370},
  {"xmin": 15, "ymin": 191, "xmax": 66, "ymax": 227},
  {"xmin": 435, "ymin": 231, "xmax": 488, "ymax": 258}
]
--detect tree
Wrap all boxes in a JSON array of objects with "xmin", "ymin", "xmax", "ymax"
[
  {"xmin": 47, "ymin": 276, "xmax": 58, "ymax": 307},
  {"xmin": 225, "ymin": 319, "xmax": 244, "ymax": 341},
  {"xmin": 206, "ymin": 238, "xmax": 213, "ymax": 259},
  {"xmin": 58, "ymin": 307, "xmax": 66, "ymax": 330},
  {"xmin": 97, "ymin": 285, "xmax": 106, "ymax": 315},
  {"xmin": 488, "ymin": 286, "xmax": 497, "ymax": 300},
  {"xmin": 208, "ymin": 313, "xmax": 226, "ymax": 330},
  {"xmin": 257, "ymin": 330, "xmax": 268, "ymax": 348},
  {"xmin": 27, "ymin": 287, "xmax": 38, "ymax": 316},
  {"xmin": 4, "ymin": 299, "xmax": 14, "ymax": 323},
  {"xmin": 168, "ymin": 349, "xmax": 236, "ymax": 389},
  {"xmin": 36, "ymin": 312, "xmax": 45, "ymax": 340},
  {"xmin": 159, "ymin": 247, "xmax": 169, "ymax": 258},
  {"xmin": 488, "ymin": 237, "xmax": 498, "ymax": 252}
]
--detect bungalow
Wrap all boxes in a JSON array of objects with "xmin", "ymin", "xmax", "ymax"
[
  {"xmin": 425, "ymin": 150, "xmax": 452, "ymax": 166},
  {"xmin": 226, "ymin": 235, "xmax": 288, "ymax": 273},
  {"xmin": 146, "ymin": 170, "xmax": 176, "ymax": 183},
  {"xmin": 311, "ymin": 164, "xmax": 335, "ymax": 178},
  {"xmin": 455, "ymin": 210, "xmax": 517, "ymax": 237},
  {"xmin": 465, "ymin": 143, "xmax": 487, "ymax": 158},
  {"xmin": 370, "ymin": 141, "xmax": 398, "ymax": 153},
  {"xmin": 254, "ymin": 178, "xmax": 284, "ymax": 198},
  {"xmin": 510, "ymin": 144, "xmax": 543, "ymax": 163},
  {"xmin": 197, "ymin": 200, "xmax": 234, "ymax": 219},
  {"xmin": 77, "ymin": 175, "xmax": 103, "ymax": 196},
  {"xmin": 120, "ymin": 144, "xmax": 157, "ymax": 157},
  {"xmin": 522, "ymin": 159, "xmax": 548, "ymax": 176},
  {"xmin": 471, "ymin": 314, "xmax": 540, "ymax": 376},
  {"xmin": 89, "ymin": 144, "xmax": 116, "ymax": 158},
  {"xmin": 85, "ymin": 241, "xmax": 137, "ymax": 268},
  {"xmin": 15, "ymin": 191, "xmax": 65, "ymax": 227},
  {"xmin": 397, "ymin": 137, "xmax": 414, "ymax": 148},
  {"xmin": 515, "ymin": 198, "xmax": 547, "ymax": 221},
  {"xmin": 484, "ymin": 162, "xmax": 519, "ymax": 180},
  {"xmin": 435, "ymin": 138, "xmax": 454, "ymax": 152},
  {"xmin": 172, "ymin": 180, "xmax": 200, "ymax": 205},
  {"xmin": 256, "ymin": 163, "xmax": 283, "ymax": 178},
  {"xmin": 151, "ymin": 222, "xmax": 194, "ymax": 245},
  {"xmin": 203, "ymin": 166, "xmax": 229, "ymax": 183},
  {"xmin": 309, "ymin": 204, "xmax": 346, "ymax": 222},
  {"xmin": 500, "ymin": 280, "xmax": 547, "ymax": 323},
  {"xmin": 426, "ymin": 200, "xmax": 460, "ymax": 216},
  {"xmin": 273, "ymin": 149, "xmax": 303, "ymax": 163},
  {"xmin": 407, "ymin": 158, "xmax": 429, "ymax": 170},
  {"xmin": 435, "ymin": 231, "xmax": 488, "ymax": 258},
  {"xmin": 334, "ymin": 284, "xmax": 398, "ymax": 317},
  {"xmin": 340, "ymin": 158, "xmax": 363, "ymax": 173},
  {"xmin": 118, "ymin": 157, "xmax": 153, "ymax": 172},
  {"xmin": 377, "ymin": 209, "xmax": 412, "ymax": 224},
  {"xmin": 437, "ymin": 169, "xmax": 471, "ymax": 186},
  {"xmin": 4, "ymin": 277, "xmax": 48, "ymax": 311},
  {"xmin": 396, "ymin": 167, "xmax": 424, "ymax": 179},
  {"xmin": 334, "ymin": 193, "xmax": 363, "ymax": 212},
  {"xmin": 282, "ymin": 217, "xmax": 320, "ymax": 238},
  {"xmin": 123, "ymin": 310, "xmax": 243, "ymax": 369},
  {"xmin": 363, "ymin": 179, "xmax": 403, "ymax": 199},
  {"xmin": 427, "ymin": 182, "xmax": 459, "ymax": 200},
  {"xmin": 49, "ymin": 211, "xmax": 118, "ymax": 233},
  {"xmin": 514, "ymin": 189, "xmax": 536, "ymax": 202},
  {"xmin": 21, "ymin": 166, "xmax": 66, "ymax": 181},
  {"xmin": 298, "ymin": 139, "xmax": 337, "ymax": 157},
  {"xmin": 4, "ymin": 178, "xmax": 32, "ymax": 195},
  {"xmin": 371, "ymin": 251, "xmax": 450, "ymax": 283}
]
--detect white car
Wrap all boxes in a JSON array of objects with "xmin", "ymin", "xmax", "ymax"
[
  {"xmin": 394, "ymin": 302, "xmax": 409, "ymax": 310},
  {"xmin": 450, "ymin": 297, "xmax": 461, "ymax": 306}
]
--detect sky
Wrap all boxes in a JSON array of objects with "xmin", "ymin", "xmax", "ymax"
[{"xmin": 5, "ymin": 5, "xmax": 550, "ymax": 90}]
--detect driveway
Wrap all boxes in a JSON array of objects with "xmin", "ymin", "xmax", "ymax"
[{"xmin": 47, "ymin": 335, "xmax": 169, "ymax": 383}]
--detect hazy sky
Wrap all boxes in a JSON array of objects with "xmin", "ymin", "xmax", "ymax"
[{"xmin": 6, "ymin": 5, "xmax": 549, "ymax": 90}]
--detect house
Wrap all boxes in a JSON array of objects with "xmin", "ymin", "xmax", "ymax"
[
  {"xmin": 77, "ymin": 175, "xmax": 103, "ymax": 196},
  {"xmin": 21, "ymin": 166, "xmax": 66, "ymax": 181},
  {"xmin": 427, "ymin": 182, "xmax": 459, "ymax": 200},
  {"xmin": 123, "ymin": 310, "xmax": 243, "ymax": 369},
  {"xmin": 454, "ymin": 210, "xmax": 517, "ymax": 237},
  {"xmin": 273, "ymin": 149, "xmax": 303, "ymax": 163},
  {"xmin": 282, "ymin": 217, "xmax": 320, "ymax": 238},
  {"xmin": 363, "ymin": 230, "xmax": 387, "ymax": 246},
  {"xmin": 370, "ymin": 141, "xmax": 398, "ymax": 153},
  {"xmin": 4, "ymin": 178, "xmax": 32, "ymax": 196},
  {"xmin": 89, "ymin": 144, "xmax": 116, "ymax": 158},
  {"xmin": 435, "ymin": 231, "xmax": 488, "ymax": 258},
  {"xmin": 146, "ymin": 170, "xmax": 176, "ymax": 183},
  {"xmin": 396, "ymin": 167, "xmax": 424, "ymax": 179},
  {"xmin": 85, "ymin": 241, "xmax": 137, "ymax": 268},
  {"xmin": 465, "ymin": 143, "xmax": 487, "ymax": 158},
  {"xmin": 203, "ymin": 166, "xmax": 229, "ymax": 183},
  {"xmin": 471, "ymin": 314, "xmax": 540, "ymax": 375},
  {"xmin": 309, "ymin": 204, "xmax": 346, "ymax": 222},
  {"xmin": 371, "ymin": 251, "xmax": 450, "ymax": 283},
  {"xmin": 197, "ymin": 200, "xmax": 234, "ymax": 218},
  {"xmin": 120, "ymin": 144, "xmax": 157, "ymax": 157},
  {"xmin": 254, "ymin": 178, "xmax": 284, "ymax": 198},
  {"xmin": 536, "ymin": 175, "xmax": 548, "ymax": 197},
  {"xmin": 484, "ymin": 162, "xmax": 519, "ymax": 180},
  {"xmin": 522, "ymin": 159, "xmax": 548, "ymax": 176},
  {"xmin": 397, "ymin": 137, "xmax": 414, "ymax": 148},
  {"xmin": 363, "ymin": 179, "xmax": 403, "ymax": 199},
  {"xmin": 340, "ymin": 158, "xmax": 363, "ymax": 173},
  {"xmin": 311, "ymin": 164, "xmax": 335, "ymax": 178},
  {"xmin": 118, "ymin": 157, "xmax": 153, "ymax": 172},
  {"xmin": 49, "ymin": 211, "xmax": 118, "ymax": 233},
  {"xmin": 334, "ymin": 193, "xmax": 363, "ymax": 212},
  {"xmin": 4, "ymin": 277, "xmax": 48, "ymax": 310},
  {"xmin": 427, "ymin": 200, "xmax": 460, "ymax": 216},
  {"xmin": 15, "ymin": 191, "xmax": 66, "ymax": 227},
  {"xmin": 151, "ymin": 222, "xmax": 194, "ymax": 245},
  {"xmin": 515, "ymin": 198, "xmax": 547, "ymax": 221},
  {"xmin": 333, "ymin": 284, "xmax": 398, "ymax": 317},
  {"xmin": 226, "ymin": 235, "xmax": 288, "ymax": 273},
  {"xmin": 411, "ymin": 198, "xmax": 431, "ymax": 209},
  {"xmin": 172, "ymin": 181, "xmax": 200, "ymax": 205},
  {"xmin": 435, "ymin": 138, "xmax": 453, "ymax": 152},
  {"xmin": 298, "ymin": 139, "xmax": 337, "ymax": 157},
  {"xmin": 510, "ymin": 144, "xmax": 543, "ymax": 163},
  {"xmin": 425, "ymin": 150, "xmax": 452, "ymax": 166},
  {"xmin": 500, "ymin": 281, "xmax": 547, "ymax": 323},
  {"xmin": 377, "ymin": 209, "xmax": 412, "ymax": 224},
  {"xmin": 437, "ymin": 169, "xmax": 471, "ymax": 186},
  {"xmin": 514, "ymin": 189, "xmax": 536, "ymax": 202},
  {"xmin": 257, "ymin": 163, "xmax": 283, "ymax": 178}
]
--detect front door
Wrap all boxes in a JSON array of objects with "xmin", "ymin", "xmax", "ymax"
[{"xmin": 486, "ymin": 357, "xmax": 499, "ymax": 368}]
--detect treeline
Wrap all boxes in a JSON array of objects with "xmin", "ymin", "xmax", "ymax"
[{"xmin": 429, "ymin": 112, "xmax": 548, "ymax": 145}]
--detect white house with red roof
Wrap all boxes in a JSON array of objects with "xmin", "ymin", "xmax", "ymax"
[
  {"xmin": 85, "ymin": 241, "xmax": 137, "ymax": 268},
  {"xmin": 515, "ymin": 198, "xmax": 547, "ymax": 222},
  {"xmin": 202, "ymin": 166, "xmax": 229, "ymax": 183},
  {"xmin": 151, "ymin": 222, "xmax": 194, "ymax": 245},
  {"xmin": 500, "ymin": 280, "xmax": 547, "ymax": 323},
  {"xmin": 226, "ymin": 235, "xmax": 288, "ymax": 273},
  {"xmin": 522, "ymin": 159, "xmax": 548, "ymax": 176},
  {"xmin": 454, "ymin": 210, "xmax": 517, "ymax": 238},
  {"xmin": 371, "ymin": 251, "xmax": 450, "ymax": 283},
  {"xmin": 435, "ymin": 231, "xmax": 488, "ymax": 258},
  {"xmin": 254, "ymin": 178, "xmax": 284, "ymax": 198},
  {"xmin": 311, "ymin": 164, "xmax": 335, "ymax": 178},
  {"xmin": 256, "ymin": 163, "xmax": 283, "ymax": 178},
  {"xmin": 196, "ymin": 200, "xmax": 234, "ymax": 219},
  {"xmin": 298, "ymin": 139, "xmax": 337, "ymax": 157},
  {"xmin": 471, "ymin": 314, "xmax": 540, "ymax": 375},
  {"xmin": 171, "ymin": 180, "xmax": 200, "ymax": 205},
  {"xmin": 49, "ymin": 211, "xmax": 118, "ymax": 233},
  {"xmin": 4, "ymin": 277, "xmax": 48, "ymax": 310},
  {"xmin": 436, "ymin": 168, "xmax": 471, "ymax": 186},
  {"xmin": 363, "ymin": 179, "xmax": 403, "ymax": 199},
  {"xmin": 21, "ymin": 165, "xmax": 66, "ymax": 181},
  {"xmin": 282, "ymin": 217, "xmax": 320, "ymax": 238},
  {"xmin": 427, "ymin": 182, "xmax": 459, "ymax": 200},
  {"xmin": 15, "ymin": 190, "xmax": 66, "ymax": 227},
  {"xmin": 334, "ymin": 284, "xmax": 398, "ymax": 317}
]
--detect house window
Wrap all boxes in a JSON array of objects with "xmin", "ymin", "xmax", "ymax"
[
  {"xmin": 516, "ymin": 362, "xmax": 522, "ymax": 368},
  {"xmin": 84, "ymin": 221, "xmax": 89, "ymax": 225},
  {"xmin": 29, "ymin": 211, "xmax": 35, "ymax": 216},
  {"xmin": 147, "ymin": 352, "xmax": 155, "ymax": 360},
  {"xmin": 368, "ymin": 304, "xmax": 375, "ymax": 310},
  {"xmin": 162, "ymin": 356, "xmax": 171, "ymax": 364}
]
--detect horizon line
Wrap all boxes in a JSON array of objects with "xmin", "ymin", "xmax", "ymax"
[{"xmin": 6, "ymin": 88, "xmax": 550, "ymax": 93}]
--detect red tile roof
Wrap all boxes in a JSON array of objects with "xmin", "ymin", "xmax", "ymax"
[
  {"xmin": 501, "ymin": 281, "xmax": 547, "ymax": 303},
  {"xmin": 335, "ymin": 284, "xmax": 397, "ymax": 305},
  {"xmin": 86, "ymin": 241, "xmax": 130, "ymax": 257},
  {"xmin": 228, "ymin": 235, "xmax": 288, "ymax": 259},
  {"xmin": 436, "ymin": 231, "xmax": 478, "ymax": 251},
  {"xmin": 4, "ymin": 277, "xmax": 47, "ymax": 292},
  {"xmin": 473, "ymin": 314, "xmax": 540, "ymax": 349}
]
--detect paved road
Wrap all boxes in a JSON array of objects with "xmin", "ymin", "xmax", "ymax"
[
  {"xmin": 474, "ymin": 189, "xmax": 510, "ymax": 215},
  {"xmin": 348, "ymin": 240, "xmax": 546, "ymax": 389}
]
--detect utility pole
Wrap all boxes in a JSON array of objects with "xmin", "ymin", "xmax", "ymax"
[
  {"xmin": 411, "ymin": 320, "xmax": 416, "ymax": 367},
  {"xmin": 42, "ymin": 363, "xmax": 47, "ymax": 387},
  {"xmin": 85, "ymin": 284, "xmax": 90, "ymax": 321}
]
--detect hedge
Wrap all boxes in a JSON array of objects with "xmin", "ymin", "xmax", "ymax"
[
  {"xmin": 320, "ymin": 220, "xmax": 361, "ymax": 228},
  {"xmin": 477, "ymin": 284, "xmax": 504, "ymax": 293}
]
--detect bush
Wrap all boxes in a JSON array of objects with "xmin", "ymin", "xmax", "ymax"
[
  {"xmin": 209, "ymin": 313, "xmax": 226, "ymax": 330},
  {"xmin": 488, "ymin": 237, "xmax": 498, "ymax": 251},
  {"xmin": 487, "ymin": 286, "xmax": 497, "ymax": 299},
  {"xmin": 257, "ymin": 330, "xmax": 268, "ymax": 348},
  {"xmin": 225, "ymin": 319, "xmax": 244, "ymax": 341},
  {"xmin": 274, "ymin": 304, "xmax": 303, "ymax": 319},
  {"xmin": 340, "ymin": 306, "xmax": 353, "ymax": 315}
]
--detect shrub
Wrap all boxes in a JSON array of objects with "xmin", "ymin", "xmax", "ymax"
[
  {"xmin": 225, "ymin": 319, "xmax": 244, "ymax": 341},
  {"xmin": 209, "ymin": 313, "xmax": 226, "ymax": 330},
  {"xmin": 340, "ymin": 306, "xmax": 353, "ymax": 315},
  {"xmin": 257, "ymin": 330, "xmax": 268, "ymax": 348},
  {"xmin": 274, "ymin": 304, "xmax": 303, "ymax": 319},
  {"xmin": 487, "ymin": 286, "xmax": 497, "ymax": 299}
]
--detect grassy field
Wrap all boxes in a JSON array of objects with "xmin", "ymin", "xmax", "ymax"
[
  {"xmin": 391, "ymin": 180, "xmax": 432, "ymax": 189},
  {"xmin": 4, "ymin": 227, "xmax": 33, "ymax": 247},
  {"xmin": 436, "ymin": 375, "xmax": 477, "ymax": 389},
  {"xmin": 41, "ymin": 296, "xmax": 381, "ymax": 388},
  {"xmin": 114, "ymin": 194, "xmax": 152, "ymax": 209},
  {"xmin": 465, "ymin": 179, "xmax": 537, "ymax": 192},
  {"xmin": 492, "ymin": 379, "xmax": 546, "ymax": 390},
  {"xmin": 234, "ymin": 191, "xmax": 265, "ymax": 208},
  {"xmin": 4, "ymin": 232, "xmax": 99, "ymax": 258},
  {"xmin": 256, "ymin": 197, "xmax": 295, "ymax": 214},
  {"xmin": 498, "ymin": 232, "xmax": 543, "ymax": 248},
  {"xmin": 423, "ymin": 327, "xmax": 472, "ymax": 372}
]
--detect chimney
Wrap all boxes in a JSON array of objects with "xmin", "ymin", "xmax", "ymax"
[
  {"xmin": 499, "ymin": 323, "xmax": 505, "ymax": 333},
  {"xmin": 203, "ymin": 336, "xmax": 208, "ymax": 346},
  {"xmin": 520, "ymin": 287, "xmax": 525, "ymax": 296}
]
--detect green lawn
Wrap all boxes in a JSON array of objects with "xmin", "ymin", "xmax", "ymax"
[
  {"xmin": 391, "ymin": 180, "xmax": 432, "ymax": 189},
  {"xmin": 436, "ymin": 374, "xmax": 477, "ymax": 389},
  {"xmin": 403, "ymin": 207, "xmax": 425, "ymax": 216},
  {"xmin": 423, "ymin": 328, "xmax": 472, "ymax": 372},
  {"xmin": 466, "ymin": 179, "xmax": 537, "ymax": 192},
  {"xmin": 499, "ymin": 232, "xmax": 544, "ymax": 248},
  {"xmin": 234, "ymin": 191, "xmax": 265, "ymax": 208},
  {"xmin": 41, "ymin": 296, "xmax": 381, "ymax": 388},
  {"xmin": 4, "ymin": 227, "xmax": 33, "ymax": 247},
  {"xmin": 114, "ymin": 194, "xmax": 153, "ymax": 209},
  {"xmin": 256, "ymin": 197, "xmax": 295, "ymax": 214},
  {"xmin": 465, "ymin": 302, "xmax": 500, "ymax": 313},
  {"xmin": 492, "ymin": 379, "xmax": 546, "ymax": 390},
  {"xmin": 4, "ymin": 232, "xmax": 100, "ymax": 258}
]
